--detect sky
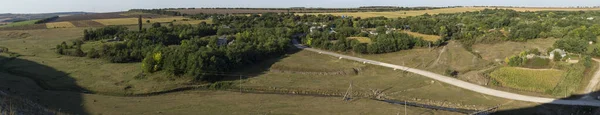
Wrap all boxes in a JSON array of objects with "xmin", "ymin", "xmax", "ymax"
[{"xmin": 1, "ymin": 0, "xmax": 600, "ymax": 13}]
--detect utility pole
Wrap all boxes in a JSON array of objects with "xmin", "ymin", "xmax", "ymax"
[
  {"xmin": 404, "ymin": 101, "xmax": 407, "ymax": 115},
  {"xmin": 239, "ymin": 75, "xmax": 242, "ymax": 94},
  {"xmin": 138, "ymin": 15, "xmax": 142, "ymax": 31}
]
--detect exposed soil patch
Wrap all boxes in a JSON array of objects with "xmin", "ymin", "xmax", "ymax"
[
  {"xmin": 50, "ymin": 12, "xmax": 164, "ymax": 22},
  {"xmin": 0, "ymin": 24, "xmax": 46, "ymax": 31},
  {"xmin": 70, "ymin": 20, "xmax": 104, "ymax": 27}
]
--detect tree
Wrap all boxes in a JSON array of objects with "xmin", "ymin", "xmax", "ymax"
[
  {"xmin": 553, "ymin": 52, "xmax": 561, "ymax": 62},
  {"xmin": 375, "ymin": 26, "xmax": 387, "ymax": 34},
  {"xmin": 152, "ymin": 22, "xmax": 162, "ymax": 28},
  {"xmin": 142, "ymin": 55, "xmax": 156, "ymax": 73},
  {"xmin": 583, "ymin": 55, "xmax": 592, "ymax": 68},
  {"xmin": 87, "ymin": 48, "xmax": 100, "ymax": 58}
]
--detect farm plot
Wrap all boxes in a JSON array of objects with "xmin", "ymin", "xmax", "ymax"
[
  {"xmin": 46, "ymin": 22, "xmax": 76, "ymax": 28},
  {"xmin": 0, "ymin": 24, "xmax": 47, "ymax": 30},
  {"xmin": 70, "ymin": 20, "xmax": 105, "ymax": 27},
  {"xmin": 490, "ymin": 67, "xmax": 564, "ymax": 93},
  {"xmin": 0, "ymin": 20, "xmax": 38, "ymax": 28}
]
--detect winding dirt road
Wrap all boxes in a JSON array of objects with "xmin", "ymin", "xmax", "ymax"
[{"xmin": 293, "ymin": 40, "xmax": 600, "ymax": 107}]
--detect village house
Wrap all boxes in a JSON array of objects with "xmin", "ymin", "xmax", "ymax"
[{"xmin": 549, "ymin": 49, "xmax": 567, "ymax": 60}]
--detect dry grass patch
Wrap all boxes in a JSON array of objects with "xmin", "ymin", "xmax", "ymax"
[
  {"xmin": 270, "ymin": 50, "xmax": 364, "ymax": 72},
  {"xmin": 490, "ymin": 67, "xmax": 564, "ymax": 93},
  {"xmin": 347, "ymin": 37, "xmax": 372, "ymax": 44},
  {"xmin": 401, "ymin": 30, "xmax": 441, "ymax": 41},
  {"xmin": 472, "ymin": 38, "xmax": 557, "ymax": 61},
  {"xmin": 46, "ymin": 22, "xmax": 76, "ymax": 28}
]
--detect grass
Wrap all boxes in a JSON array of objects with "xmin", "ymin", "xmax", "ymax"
[
  {"xmin": 92, "ymin": 17, "xmax": 194, "ymax": 26},
  {"xmin": 269, "ymin": 50, "xmax": 364, "ymax": 72},
  {"xmin": 472, "ymin": 38, "xmax": 557, "ymax": 61},
  {"xmin": 0, "ymin": 20, "xmax": 39, "ymax": 28},
  {"xmin": 522, "ymin": 58, "xmax": 551, "ymax": 69},
  {"xmin": 0, "ymin": 28, "xmax": 191, "ymax": 95},
  {"xmin": 241, "ymin": 48, "xmax": 512, "ymax": 109},
  {"xmin": 46, "ymin": 22, "xmax": 76, "ymax": 28},
  {"xmin": 401, "ymin": 30, "xmax": 441, "ymax": 42},
  {"xmin": 304, "ymin": 7, "xmax": 600, "ymax": 18},
  {"xmin": 78, "ymin": 91, "xmax": 461, "ymax": 115},
  {"xmin": 347, "ymin": 37, "xmax": 372, "ymax": 44},
  {"xmin": 490, "ymin": 67, "xmax": 564, "ymax": 93}
]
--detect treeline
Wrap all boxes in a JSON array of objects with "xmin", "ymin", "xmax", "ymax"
[
  {"xmin": 129, "ymin": 9, "xmax": 183, "ymax": 16},
  {"xmin": 34, "ymin": 16, "xmax": 59, "ymax": 24},
  {"xmin": 55, "ymin": 40, "xmax": 85, "ymax": 57},
  {"xmin": 83, "ymin": 26, "xmax": 128, "ymax": 41},
  {"xmin": 142, "ymin": 28, "xmax": 290, "ymax": 80}
]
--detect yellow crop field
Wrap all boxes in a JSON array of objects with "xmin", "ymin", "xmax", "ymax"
[
  {"xmin": 46, "ymin": 22, "xmax": 76, "ymax": 28},
  {"xmin": 401, "ymin": 30, "xmax": 441, "ymax": 41},
  {"xmin": 93, "ymin": 17, "xmax": 191, "ymax": 26},
  {"xmin": 305, "ymin": 7, "xmax": 600, "ymax": 18},
  {"xmin": 490, "ymin": 67, "xmax": 564, "ymax": 93},
  {"xmin": 347, "ymin": 37, "xmax": 372, "ymax": 43}
]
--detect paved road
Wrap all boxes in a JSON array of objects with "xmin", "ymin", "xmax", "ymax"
[
  {"xmin": 583, "ymin": 59, "xmax": 600, "ymax": 99},
  {"xmin": 293, "ymin": 40, "xmax": 600, "ymax": 107}
]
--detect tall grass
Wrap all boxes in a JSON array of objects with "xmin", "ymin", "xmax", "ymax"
[{"xmin": 490, "ymin": 67, "xmax": 564, "ymax": 93}]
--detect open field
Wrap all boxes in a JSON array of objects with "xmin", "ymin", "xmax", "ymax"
[
  {"xmin": 305, "ymin": 7, "xmax": 600, "ymax": 18},
  {"xmin": 347, "ymin": 37, "xmax": 372, "ymax": 44},
  {"xmin": 473, "ymin": 38, "xmax": 557, "ymax": 61},
  {"xmin": 401, "ymin": 30, "xmax": 441, "ymax": 41},
  {"xmin": 0, "ymin": 20, "xmax": 39, "ymax": 28},
  {"xmin": 490, "ymin": 67, "xmax": 564, "ymax": 93},
  {"xmin": 45, "ymin": 21, "xmax": 76, "ymax": 28},
  {"xmin": 240, "ymin": 48, "xmax": 515, "ymax": 110},
  {"xmin": 269, "ymin": 50, "xmax": 365, "ymax": 72},
  {"xmin": 92, "ymin": 17, "xmax": 206, "ymax": 26},
  {"xmin": 79, "ymin": 91, "xmax": 465, "ymax": 115}
]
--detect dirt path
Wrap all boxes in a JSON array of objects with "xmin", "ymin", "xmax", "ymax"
[
  {"xmin": 582, "ymin": 59, "xmax": 600, "ymax": 98},
  {"xmin": 429, "ymin": 46, "xmax": 446, "ymax": 68}
]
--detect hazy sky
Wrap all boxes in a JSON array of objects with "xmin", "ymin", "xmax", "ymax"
[{"xmin": 2, "ymin": 0, "xmax": 600, "ymax": 13}]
